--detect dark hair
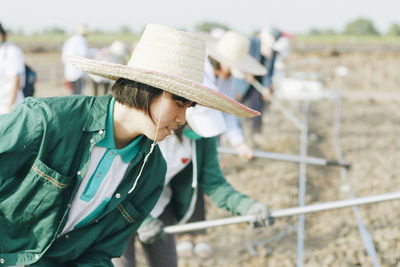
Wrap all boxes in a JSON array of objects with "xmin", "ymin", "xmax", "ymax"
[
  {"xmin": 111, "ymin": 78, "xmax": 195, "ymax": 116},
  {"xmin": 208, "ymin": 56, "xmax": 221, "ymax": 71},
  {"xmin": 0, "ymin": 23, "xmax": 6, "ymax": 37}
]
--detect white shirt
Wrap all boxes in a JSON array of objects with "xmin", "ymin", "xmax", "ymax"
[
  {"xmin": 61, "ymin": 146, "xmax": 130, "ymax": 234},
  {"xmin": 215, "ymin": 77, "xmax": 245, "ymax": 146},
  {"xmin": 62, "ymin": 34, "xmax": 89, "ymax": 81},
  {"xmin": 0, "ymin": 42, "xmax": 25, "ymax": 114},
  {"xmin": 150, "ymin": 135, "xmax": 193, "ymax": 218}
]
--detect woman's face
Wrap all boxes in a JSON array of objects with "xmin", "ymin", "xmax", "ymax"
[
  {"xmin": 144, "ymin": 92, "xmax": 192, "ymax": 141},
  {"xmin": 216, "ymin": 63, "xmax": 231, "ymax": 78}
]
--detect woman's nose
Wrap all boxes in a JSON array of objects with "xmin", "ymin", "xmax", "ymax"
[{"xmin": 175, "ymin": 109, "xmax": 187, "ymax": 125}]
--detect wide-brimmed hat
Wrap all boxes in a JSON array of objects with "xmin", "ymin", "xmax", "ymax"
[
  {"xmin": 206, "ymin": 31, "xmax": 266, "ymax": 78},
  {"xmin": 75, "ymin": 24, "xmax": 89, "ymax": 35},
  {"xmin": 67, "ymin": 24, "xmax": 259, "ymax": 118}
]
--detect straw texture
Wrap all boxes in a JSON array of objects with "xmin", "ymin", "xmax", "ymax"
[{"xmin": 68, "ymin": 24, "xmax": 259, "ymax": 118}]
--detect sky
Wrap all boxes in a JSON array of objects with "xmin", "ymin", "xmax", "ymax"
[{"xmin": 1, "ymin": 0, "xmax": 399, "ymax": 35}]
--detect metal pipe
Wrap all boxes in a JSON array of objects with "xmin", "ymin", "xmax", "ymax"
[
  {"xmin": 332, "ymin": 91, "xmax": 380, "ymax": 266},
  {"xmin": 296, "ymin": 100, "xmax": 309, "ymax": 267},
  {"xmin": 217, "ymin": 147, "xmax": 350, "ymax": 168},
  {"xmin": 164, "ymin": 191, "xmax": 400, "ymax": 234},
  {"xmin": 250, "ymin": 80, "xmax": 306, "ymax": 130}
]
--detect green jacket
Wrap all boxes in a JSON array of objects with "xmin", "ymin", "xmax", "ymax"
[
  {"xmin": 0, "ymin": 95, "xmax": 166, "ymax": 267},
  {"xmin": 169, "ymin": 137, "xmax": 255, "ymax": 223}
]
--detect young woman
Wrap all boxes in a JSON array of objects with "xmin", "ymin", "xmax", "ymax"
[
  {"xmin": 207, "ymin": 30, "xmax": 267, "ymax": 158},
  {"xmin": 0, "ymin": 24, "xmax": 259, "ymax": 267}
]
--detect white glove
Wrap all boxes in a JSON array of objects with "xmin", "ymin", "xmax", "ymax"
[
  {"xmin": 245, "ymin": 202, "xmax": 275, "ymax": 228},
  {"xmin": 137, "ymin": 217, "xmax": 166, "ymax": 244}
]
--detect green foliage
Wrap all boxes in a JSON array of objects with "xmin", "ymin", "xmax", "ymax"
[
  {"xmin": 297, "ymin": 34, "xmax": 400, "ymax": 45},
  {"xmin": 344, "ymin": 17, "xmax": 380, "ymax": 35},
  {"xmin": 387, "ymin": 23, "xmax": 400, "ymax": 36},
  {"xmin": 309, "ymin": 28, "xmax": 337, "ymax": 35},
  {"xmin": 194, "ymin": 22, "xmax": 230, "ymax": 33},
  {"xmin": 118, "ymin": 25, "xmax": 133, "ymax": 35},
  {"xmin": 40, "ymin": 27, "xmax": 66, "ymax": 35}
]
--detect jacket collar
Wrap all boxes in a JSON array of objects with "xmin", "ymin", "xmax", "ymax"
[{"xmin": 82, "ymin": 95, "xmax": 112, "ymax": 132}]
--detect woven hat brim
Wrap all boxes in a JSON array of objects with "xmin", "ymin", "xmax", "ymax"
[
  {"xmin": 207, "ymin": 45, "xmax": 267, "ymax": 77},
  {"xmin": 67, "ymin": 56, "xmax": 260, "ymax": 118}
]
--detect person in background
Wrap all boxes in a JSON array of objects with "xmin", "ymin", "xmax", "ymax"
[
  {"xmin": 89, "ymin": 40, "xmax": 129, "ymax": 96},
  {"xmin": 0, "ymin": 22, "xmax": 25, "ymax": 114},
  {"xmin": 234, "ymin": 26, "xmax": 282, "ymax": 147},
  {"xmin": 206, "ymin": 30, "xmax": 267, "ymax": 159},
  {"xmin": 61, "ymin": 24, "xmax": 90, "ymax": 95}
]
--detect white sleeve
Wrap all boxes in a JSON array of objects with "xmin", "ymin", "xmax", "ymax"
[
  {"xmin": 6, "ymin": 45, "xmax": 25, "ymax": 76},
  {"xmin": 222, "ymin": 113, "xmax": 245, "ymax": 146}
]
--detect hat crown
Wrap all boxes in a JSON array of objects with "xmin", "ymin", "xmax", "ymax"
[
  {"xmin": 128, "ymin": 24, "xmax": 206, "ymax": 83},
  {"xmin": 216, "ymin": 31, "xmax": 250, "ymax": 61}
]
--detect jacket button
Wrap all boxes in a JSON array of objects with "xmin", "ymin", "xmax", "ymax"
[
  {"xmin": 35, "ymin": 254, "xmax": 40, "ymax": 259},
  {"xmin": 0, "ymin": 258, "xmax": 4, "ymax": 264},
  {"xmin": 115, "ymin": 193, "xmax": 121, "ymax": 199},
  {"xmin": 65, "ymin": 234, "xmax": 70, "ymax": 239},
  {"xmin": 99, "ymin": 130, "xmax": 104, "ymax": 135},
  {"xmin": 90, "ymin": 139, "xmax": 94, "ymax": 143},
  {"xmin": 77, "ymin": 170, "xmax": 82, "ymax": 176}
]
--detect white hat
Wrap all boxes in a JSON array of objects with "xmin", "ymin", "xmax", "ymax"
[
  {"xmin": 186, "ymin": 105, "xmax": 226, "ymax": 137},
  {"xmin": 67, "ymin": 24, "xmax": 259, "ymax": 118},
  {"xmin": 109, "ymin": 40, "xmax": 128, "ymax": 58},
  {"xmin": 185, "ymin": 57, "xmax": 226, "ymax": 137},
  {"xmin": 206, "ymin": 31, "xmax": 266, "ymax": 78}
]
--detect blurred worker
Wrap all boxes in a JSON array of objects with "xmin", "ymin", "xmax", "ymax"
[
  {"xmin": 89, "ymin": 40, "xmax": 129, "ymax": 96},
  {"xmin": 234, "ymin": 26, "xmax": 282, "ymax": 146},
  {"xmin": 0, "ymin": 22, "xmax": 25, "ymax": 114},
  {"xmin": 207, "ymin": 30, "xmax": 267, "ymax": 159},
  {"xmin": 61, "ymin": 24, "xmax": 90, "ymax": 95}
]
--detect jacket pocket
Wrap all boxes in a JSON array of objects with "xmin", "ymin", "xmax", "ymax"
[
  {"xmin": 0, "ymin": 158, "xmax": 74, "ymax": 254},
  {"xmin": 116, "ymin": 201, "xmax": 143, "ymax": 224},
  {"xmin": 0, "ymin": 157, "xmax": 73, "ymax": 222}
]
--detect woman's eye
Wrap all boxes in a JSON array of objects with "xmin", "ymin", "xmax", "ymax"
[{"xmin": 176, "ymin": 101, "xmax": 184, "ymax": 107}]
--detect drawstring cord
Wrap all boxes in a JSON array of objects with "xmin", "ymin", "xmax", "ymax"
[
  {"xmin": 191, "ymin": 140, "xmax": 198, "ymax": 188},
  {"xmin": 128, "ymin": 91, "xmax": 166, "ymax": 194}
]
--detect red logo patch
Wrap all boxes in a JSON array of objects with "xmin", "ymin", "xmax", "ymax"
[{"xmin": 181, "ymin": 158, "xmax": 189, "ymax": 164}]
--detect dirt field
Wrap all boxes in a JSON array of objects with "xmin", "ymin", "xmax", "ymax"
[{"xmin": 26, "ymin": 46, "xmax": 400, "ymax": 266}]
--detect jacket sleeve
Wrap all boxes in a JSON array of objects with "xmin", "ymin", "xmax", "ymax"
[
  {"xmin": 0, "ymin": 98, "xmax": 43, "ymax": 177},
  {"xmin": 199, "ymin": 137, "xmax": 255, "ymax": 215}
]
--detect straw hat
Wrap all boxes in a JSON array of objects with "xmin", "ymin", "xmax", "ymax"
[
  {"xmin": 67, "ymin": 24, "xmax": 259, "ymax": 118},
  {"xmin": 206, "ymin": 31, "xmax": 266, "ymax": 78},
  {"xmin": 75, "ymin": 24, "xmax": 89, "ymax": 36}
]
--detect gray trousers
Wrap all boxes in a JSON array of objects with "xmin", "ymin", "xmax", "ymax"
[{"xmin": 71, "ymin": 77, "xmax": 85, "ymax": 95}]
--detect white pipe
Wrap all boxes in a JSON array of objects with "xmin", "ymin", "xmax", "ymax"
[
  {"xmin": 164, "ymin": 191, "xmax": 400, "ymax": 234},
  {"xmin": 217, "ymin": 147, "xmax": 350, "ymax": 168}
]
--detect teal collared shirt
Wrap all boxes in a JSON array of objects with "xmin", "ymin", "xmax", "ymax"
[
  {"xmin": 74, "ymin": 98, "xmax": 144, "ymax": 227},
  {"xmin": 0, "ymin": 95, "xmax": 166, "ymax": 267}
]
